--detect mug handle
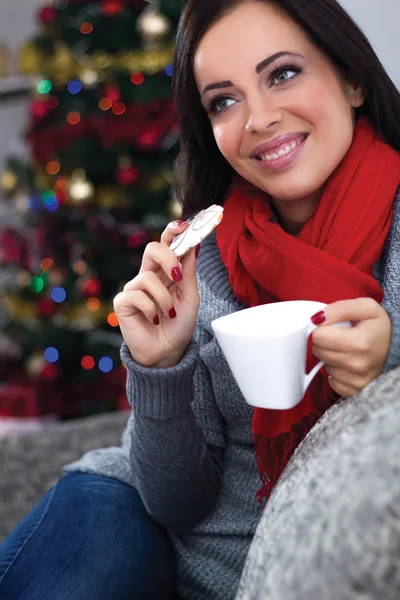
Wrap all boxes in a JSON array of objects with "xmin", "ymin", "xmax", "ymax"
[{"xmin": 302, "ymin": 320, "xmax": 352, "ymax": 395}]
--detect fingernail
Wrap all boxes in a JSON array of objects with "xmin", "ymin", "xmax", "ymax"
[
  {"xmin": 195, "ymin": 244, "xmax": 200, "ymax": 258},
  {"xmin": 311, "ymin": 311, "xmax": 326, "ymax": 326},
  {"xmin": 153, "ymin": 315, "xmax": 160, "ymax": 326},
  {"xmin": 171, "ymin": 267, "xmax": 183, "ymax": 282},
  {"xmin": 173, "ymin": 220, "xmax": 186, "ymax": 227},
  {"xmin": 169, "ymin": 307, "xmax": 177, "ymax": 319}
]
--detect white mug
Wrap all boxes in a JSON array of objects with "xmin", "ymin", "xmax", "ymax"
[{"xmin": 211, "ymin": 300, "xmax": 350, "ymax": 410}]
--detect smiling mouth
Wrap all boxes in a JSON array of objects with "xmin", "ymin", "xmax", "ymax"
[{"xmin": 255, "ymin": 134, "xmax": 308, "ymax": 162}]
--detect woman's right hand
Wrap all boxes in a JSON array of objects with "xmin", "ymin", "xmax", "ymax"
[{"xmin": 113, "ymin": 221, "xmax": 200, "ymax": 369}]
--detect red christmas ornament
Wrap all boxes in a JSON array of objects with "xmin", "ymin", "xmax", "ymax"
[
  {"xmin": 105, "ymin": 84, "xmax": 121, "ymax": 103},
  {"xmin": 82, "ymin": 277, "xmax": 102, "ymax": 297},
  {"xmin": 116, "ymin": 164, "xmax": 140, "ymax": 186},
  {"xmin": 102, "ymin": 0, "xmax": 123, "ymax": 16},
  {"xmin": 38, "ymin": 297, "xmax": 58, "ymax": 319},
  {"xmin": 38, "ymin": 6, "xmax": 57, "ymax": 25},
  {"xmin": 136, "ymin": 126, "xmax": 163, "ymax": 150},
  {"xmin": 41, "ymin": 364, "xmax": 60, "ymax": 381},
  {"xmin": 31, "ymin": 100, "xmax": 50, "ymax": 122}
]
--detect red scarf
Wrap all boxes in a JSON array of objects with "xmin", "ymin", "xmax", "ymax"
[{"xmin": 217, "ymin": 119, "xmax": 400, "ymax": 501}]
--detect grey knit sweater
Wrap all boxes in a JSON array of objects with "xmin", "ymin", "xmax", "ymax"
[{"xmin": 65, "ymin": 190, "xmax": 400, "ymax": 600}]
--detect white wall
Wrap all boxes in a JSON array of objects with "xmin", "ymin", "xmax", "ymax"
[{"xmin": 339, "ymin": 0, "xmax": 400, "ymax": 88}]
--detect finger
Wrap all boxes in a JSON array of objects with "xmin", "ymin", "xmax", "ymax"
[
  {"xmin": 311, "ymin": 345, "xmax": 346, "ymax": 368},
  {"xmin": 326, "ymin": 366, "xmax": 367, "ymax": 391},
  {"xmin": 123, "ymin": 271, "xmax": 175, "ymax": 318},
  {"xmin": 140, "ymin": 242, "xmax": 183, "ymax": 283},
  {"xmin": 312, "ymin": 297, "xmax": 380, "ymax": 328},
  {"xmin": 114, "ymin": 290, "xmax": 158, "ymax": 325},
  {"xmin": 160, "ymin": 220, "xmax": 189, "ymax": 246},
  {"xmin": 312, "ymin": 324, "xmax": 360, "ymax": 352},
  {"xmin": 328, "ymin": 376, "xmax": 357, "ymax": 399}
]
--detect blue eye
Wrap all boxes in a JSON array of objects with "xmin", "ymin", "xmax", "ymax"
[
  {"xmin": 271, "ymin": 64, "xmax": 302, "ymax": 86},
  {"xmin": 207, "ymin": 95, "xmax": 236, "ymax": 115}
]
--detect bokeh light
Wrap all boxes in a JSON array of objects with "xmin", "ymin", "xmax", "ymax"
[
  {"xmin": 67, "ymin": 80, "xmax": 82, "ymax": 94},
  {"xmin": 81, "ymin": 356, "xmax": 95, "ymax": 370},
  {"xmin": 107, "ymin": 312, "xmax": 119, "ymax": 327},
  {"xmin": 51, "ymin": 286, "xmax": 67, "ymax": 303},
  {"xmin": 44, "ymin": 347, "xmax": 59, "ymax": 363},
  {"xmin": 99, "ymin": 357, "xmax": 113, "ymax": 373}
]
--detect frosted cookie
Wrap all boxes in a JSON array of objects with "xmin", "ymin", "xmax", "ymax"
[{"xmin": 170, "ymin": 205, "xmax": 224, "ymax": 258}]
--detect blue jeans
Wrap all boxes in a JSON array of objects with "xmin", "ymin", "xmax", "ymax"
[{"xmin": 0, "ymin": 473, "xmax": 177, "ymax": 600}]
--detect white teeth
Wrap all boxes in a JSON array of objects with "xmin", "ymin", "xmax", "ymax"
[{"xmin": 258, "ymin": 137, "xmax": 304, "ymax": 161}]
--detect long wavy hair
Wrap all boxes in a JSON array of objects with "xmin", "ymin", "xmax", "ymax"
[{"xmin": 172, "ymin": 0, "xmax": 400, "ymax": 218}]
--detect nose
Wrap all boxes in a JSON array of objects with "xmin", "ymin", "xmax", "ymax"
[{"xmin": 244, "ymin": 92, "xmax": 282, "ymax": 134}]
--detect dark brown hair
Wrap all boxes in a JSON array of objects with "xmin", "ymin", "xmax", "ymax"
[{"xmin": 172, "ymin": 0, "xmax": 400, "ymax": 218}]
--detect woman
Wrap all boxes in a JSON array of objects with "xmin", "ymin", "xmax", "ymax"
[{"xmin": 1, "ymin": 1, "xmax": 400, "ymax": 599}]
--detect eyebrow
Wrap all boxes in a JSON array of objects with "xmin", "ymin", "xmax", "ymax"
[{"xmin": 201, "ymin": 51, "xmax": 304, "ymax": 97}]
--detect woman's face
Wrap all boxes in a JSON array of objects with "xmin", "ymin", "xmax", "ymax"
[{"xmin": 194, "ymin": 1, "xmax": 364, "ymax": 205}]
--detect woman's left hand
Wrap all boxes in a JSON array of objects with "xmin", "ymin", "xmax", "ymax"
[{"xmin": 311, "ymin": 298, "xmax": 392, "ymax": 398}]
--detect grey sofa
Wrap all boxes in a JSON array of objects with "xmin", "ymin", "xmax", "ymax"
[
  {"xmin": 0, "ymin": 367, "xmax": 399, "ymax": 599},
  {"xmin": 0, "ymin": 411, "xmax": 129, "ymax": 541}
]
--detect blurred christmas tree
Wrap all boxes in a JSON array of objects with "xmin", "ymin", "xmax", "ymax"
[{"xmin": 0, "ymin": 0, "xmax": 182, "ymax": 421}]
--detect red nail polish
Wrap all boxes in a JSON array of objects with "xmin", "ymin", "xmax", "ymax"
[
  {"xmin": 153, "ymin": 315, "xmax": 160, "ymax": 326},
  {"xmin": 173, "ymin": 220, "xmax": 186, "ymax": 226},
  {"xmin": 311, "ymin": 311, "xmax": 326, "ymax": 326},
  {"xmin": 195, "ymin": 244, "xmax": 200, "ymax": 258},
  {"xmin": 171, "ymin": 267, "xmax": 183, "ymax": 282},
  {"xmin": 169, "ymin": 307, "xmax": 177, "ymax": 319}
]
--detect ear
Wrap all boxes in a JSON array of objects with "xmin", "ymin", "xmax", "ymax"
[{"xmin": 350, "ymin": 85, "xmax": 365, "ymax": 108}]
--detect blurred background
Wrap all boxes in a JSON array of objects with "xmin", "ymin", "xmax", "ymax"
[{"xmin": 0, "ymin": 0, "xmax": 398, "ymax": 435}]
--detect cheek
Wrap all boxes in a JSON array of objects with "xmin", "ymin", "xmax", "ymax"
[{"xmin": 212, "ymin": 122, "xmax": 240, "ymax": 163}]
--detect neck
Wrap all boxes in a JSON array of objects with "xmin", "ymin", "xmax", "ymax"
[{"xmin": 272, "ymin": 187, "xmax": 324, "ymax": 235}]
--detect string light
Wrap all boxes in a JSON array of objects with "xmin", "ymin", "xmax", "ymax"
[
  {"xmin": 36, "ymin": 79, "xmax": 52, "ymax": 94},
  {"xmin": 86, "ymin": 297, "xmax": 100, "ymax": 312},
  {"xmin": 107, "ymin": 312, "xmax": 119, "ymax": 327},
  {"xmin": 72, "ymin": 260, "xmax": 87, "ymax": 275},
  {"xmin": 51, "ymin": 286, "xmax": 67, "ymax": 303},
  {"xmin": 130, "ymin": 72, "xmax": 144, "ymax": 85},
  {"xmin": 112, "ymin": 102, "xmax": 126, "ymax": 115},
  {"xmin": 41, "ymin": 258, "xmax": 54, "ymax": 271},
  {"xmin": 99, "ymin": 357, "xmax": 113, "ymax": 373},
  {"xmin": 67, "ymin": 80, "xmax": 82, "ymax": 94},
  {"xmin": 67, "ymin": 111, "xmax": 81, "ymax": 124},
  {"xmin": 81, "ymin": 356, "xmax": 95, "ymax": 370},
  {"xmin": 46, "ymin": 160, "xmax": 60, "ymax": 175},
  {"xmin": 44, "ymin": 347, "xmax": 59, "ymax": 363},
  {"xmin": 99, "ymin": 98, "xmax": 112, "ymax": 111},
  {"xmin": 80, "ymin": 22, "xmax": 94, "ymax": 35},
  {"xmin": 30, "ymin": 276, "xmax": 44, "ymax": 293},
  {"xmin": 47, "ymin": 96, "xmax": 59, "ymax": 109},
  {"xmin": 164, "ymin": 64, "xmax": 173, "ymax": 77}
]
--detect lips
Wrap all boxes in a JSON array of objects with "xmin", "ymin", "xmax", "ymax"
[{"xmin": 251, "ymin": 133, "xmax": 308, "ymax": 160}]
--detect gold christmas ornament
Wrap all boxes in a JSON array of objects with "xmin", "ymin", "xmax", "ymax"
[
  {"xmin": 1, "ymin": 170, "xmax": 18, "ymax": 194},
  {"xmin": 69, "ymin": 170, "xmax": 95, "ymax": 204},
  {"xmin": 168, "ymin": 195, "xmax": 182, "ymax": 220},
  {"xmin": 20, "ymin": 42, "xmax": 174, "ymax": 79},
  {"xmin": 80, "ymin": 68, "xmax": 99, "ymax": 87},
  {"xmin": 19, "ymin": 43, "xmax": 42, "ymax": 74},
  {"xmin": 136, "ymin": 6, "xmax": 172, "ymax": 49},
  {"xmin": 96, "ymin": 185, "xmax": 127, "ymax": 209},
  {"xmin": 26, "ymin": 352, "xmax": 46, "ymax": 378}
]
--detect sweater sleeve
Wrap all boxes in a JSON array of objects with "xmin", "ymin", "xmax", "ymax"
[
  {"xmin": 122, "ymin": 319, "xmax": 225, "ymax": 534},
  {"xmin": 383, "ymin": 307, "xmax": 400, "ymax": 374}
]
